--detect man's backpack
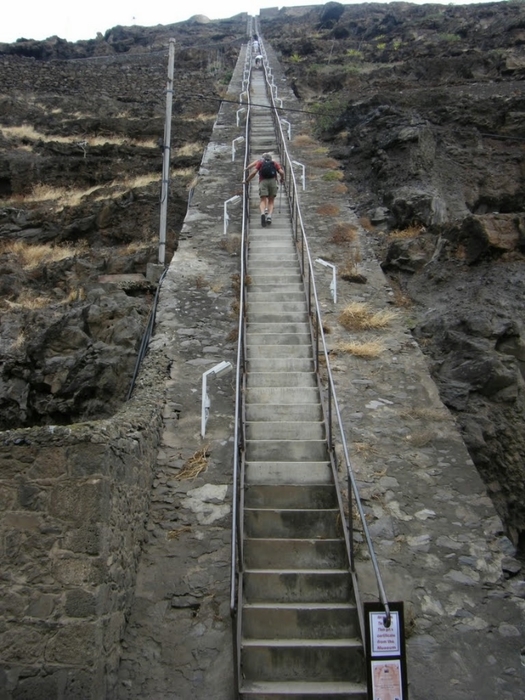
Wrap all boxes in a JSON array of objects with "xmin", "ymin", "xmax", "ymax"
[{"xmin": 260, "ymin": 159, "xmax": 277, "ymax": 179}]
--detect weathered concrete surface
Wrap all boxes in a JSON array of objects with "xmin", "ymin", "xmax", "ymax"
[{"xmin": 116, "ymin": 38, "xmax": 524, "ymax": 700}]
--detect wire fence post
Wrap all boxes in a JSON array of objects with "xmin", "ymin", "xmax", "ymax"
[{"xmin": 158, "ymin": 38, "xmax": 175, "ymax": 266}]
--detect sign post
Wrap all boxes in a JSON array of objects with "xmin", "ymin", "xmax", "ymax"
[{"xmin": 364, "ymin": 602, "xmax": 409, "ymax": 700}]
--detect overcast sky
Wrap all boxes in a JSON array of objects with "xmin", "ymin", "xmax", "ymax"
[{"xmin": 2, "ymin": 0, "xmax": 488, "ymax": 44}]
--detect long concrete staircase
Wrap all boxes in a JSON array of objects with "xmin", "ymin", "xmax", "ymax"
[{"xmin": 238, "ymin": 67, "xmax": 367, "ymax": 700}]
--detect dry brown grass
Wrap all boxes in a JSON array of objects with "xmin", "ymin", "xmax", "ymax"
[
  {"xmin": 353, "ymin": 441, "xmax": 378, "ymax": 457},
  {"xmin": 313, "ymin": 157, "xmax": 340, "ymax": 169},
  {"xmin": 330, "ymin": 222, "xmax": 358, "ymax": 245},
  {"xmin": 4, "ymin": 293, "xmax": 51, "ymax": 310},
  {"xmin": 61, "ymin": 287, "xmax": 86, "ymax": 304},
  {"xmin": 401, "ymin": 407, "xmax": 449, "ymax": 421},
  {"xmin": 0, "ymin": 125, "xmax": 158, "ymax": 149},
  {"xmin": 176, "ymin": 142, "xmax": 203, "ymax": 157},
  {"xmin": 1, "ymin": 240, "xmax": 78, "ymax": 269},
  {"xmin": 167, "ymin": 526, "xmax": 192, "ymax": 540},
  {"xmin": 175, "ymin": 445, "xmax": 210, "ymax": 480},
  {"xmin": 317, "ymin": 203, "xmax": 340, "ymax": 216},
  {"xmin": 339, "ymin": 302, "xmax": 398, "ymax": 331},
  {"xmin": 293, "ymin": 134, "xmax": 316, "ymax": 147},
  {"xmin": 220, "ymin": 236, "xmax": 241, "ymax": 256},
  {"xmin": 389, "ymin": 224, "xmax": 425, "ymax": 240},
  {"xmin": 332, "ymin": 183, "xmax": 348, "ymax": 194},
  {"xmin": 336, "ymin": 341, "xmax": 384, "ymax": 358},
  {"xmin": 406, "ymin": 430, "xmax": 434, "ymax": 447},
  {"xmin": 359, "ymin": 216, "xmax": 375, "ymax": 232},
  {"xmin": 195, "ymin": 275, "xmax": 208, "ymax": 289},
  {"xmin": 226, "ymin": 327, "xmax": 239, "ymax": 343}
]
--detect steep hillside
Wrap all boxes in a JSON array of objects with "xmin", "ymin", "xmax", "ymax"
[
  {"xmin": 261, "ymin": 1, "xmax": 525, "ymax": 549},
  {"xmin": 1, "ymin": 1, "xmax": 525, "ymax": 551},
  {"xmin": 0, "ymin": 16, "xmax": 246, "ymax": 427}
]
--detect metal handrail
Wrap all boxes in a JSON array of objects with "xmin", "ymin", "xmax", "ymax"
[
  {"xmin": 230, "ymin": 39, "xmax": 253, "ymax": 695},
  {"xmin": 259, "ymin": 38, "xmax": 392, "ymax": 629}
]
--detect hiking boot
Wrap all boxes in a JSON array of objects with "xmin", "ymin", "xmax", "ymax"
[
  {"xmin": 261, "ymin": 213, "xmax": 266, "ymax": 228},
  {"xmin": 266, "ymin": 215, "xmax": 272, "ymax": 225}
]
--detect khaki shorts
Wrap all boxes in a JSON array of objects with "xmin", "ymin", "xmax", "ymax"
[{"xmin": 259, "ymin": 178, "xmax": 278, "ymax": 197}]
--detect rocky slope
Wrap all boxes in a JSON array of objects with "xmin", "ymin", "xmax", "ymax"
[
  {"xmin": 0, "ymin": 16, "xmax": 246, "ymax": 427},
  {"xmin": 261, "ymin": 1, "xmax": 525, "ymax": 549},
  {"xmin": 1, "ymin": 2, "xmax": 524, "ymax": 553}
]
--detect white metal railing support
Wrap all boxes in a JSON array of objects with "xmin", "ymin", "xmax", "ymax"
[
  {"xmin": 236, "ymin": 108, "xmax": 246, "ymax": 127},
  {"xmin": 224, "ymin": 195, "xmax": 242, "ymax": 235},
  {"xmin": 315, "ymin": 258, "xmax": 337, "ymax": 304},
  {"xmin": 232, "ymin": 136, "xmax": 245, "ymax": 162},
  {"xmin": 292, "ymin": 160, "xmax": 306, "ymax": 191},
  {"xmin": 201, "ymin": 361, "xmax": 233, "ymax": 437},
  {"xmin": 281, "ymin": 119, "xmax": 291, "ymax": 140}
]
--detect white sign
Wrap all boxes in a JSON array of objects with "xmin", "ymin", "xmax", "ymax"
[{"xmin": 370, "ymin": 611, "xmax": 401, "ymax": 657}]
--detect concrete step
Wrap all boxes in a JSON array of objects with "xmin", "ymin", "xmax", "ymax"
[
  {"xmin": 240, "ymin": 679, "xmax": 368, "ymax": 699},
  {"xmin": 249, "ymin": 301, "xmax": 307, "ymax": 315},
  {"xmin": 246, "ymin": 335, "xmax": 311, "ymax": 349},
  {"xmin": 248, "ymin": 322, "xmax": 311, "ymax": 335},
  {"xmin": 245, "ymin": 462, "xmax": 333, "ymax": 486},
  {"xmin": 248, "ymin": 283, "xmax": 304, "ymax": 294},
  {"xmin": 246, "ymin": 439, "xmax": 327, "ymax": 462},
  {"xmin": 244, "ymin": 538, "xmax": 346, "ymax": 569},
  {"xmin": 247, "ymin": 291, "xmax": 306, "ymax": 303},
  {"xmin": 249, "ymin": 260, "xmax": 299, "ymax": 272},
  {"xmin": 249, "ymin": 312, "xmax": 309, "ymax": 324},
  {"xmin": 248, "ymin": 272, "xmax": 303, "ymax": 285},
  {"xmin": 249, "ymin": 241, "xmax": 295, "ymax": 250},
  {"xmin": 245, "ymin": 388, "xmax": 320, "ymax": 405},
  {"xmin": 247, "ymin": 358, "xmax": 314, "ymax": 372},
  {"xmin": 242, "ymin": 603, "xmax": 360, "ymax": 640},
  {"xmin": 247, "ymin": 372, "xmax": 317, "ymax": 388},
  {"xmin": 240, "ymin": 638, "xmax": 365, "ymax": 682},
  {"xmin": 246, "ymin": 421, "xmax": 324, "ymax": 441},
  {"xmin": 244, "ymin": 508, "xmax": 341, "ymax": 539},
  {"xmin": 245, "ymin": 484, "xmax": 337, "ymax": 509},
  {"xmin": 243, "ymin": 569, "xmax": 352, "ymax": 604}
]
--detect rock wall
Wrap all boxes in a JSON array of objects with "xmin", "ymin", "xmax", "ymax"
[{"xmin": 0, "ymin": 354, "xmax": 166, "ymax": 698}]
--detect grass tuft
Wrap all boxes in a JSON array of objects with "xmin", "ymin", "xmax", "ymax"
[
  {"xmin": 175, "ymin": 445, "xmax": 210, "ymax": 480},
  {"xmin": 336, "ymin": 341, "xmax": 384, "ymax": 358},
  {"xmin": 339, "ymin": 302, "xmax": 397, "ymax": 331}
]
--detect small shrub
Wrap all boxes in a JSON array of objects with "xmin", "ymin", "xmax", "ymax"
[
  {"xmin": 339, "ymin": 302, "xmax": 397, "ymax": 331},
  {"xmin": 312, "ymin": 157, "xmax": 340, "ymax": 169},
  {"xmin": 317, "ymin": 203, "xmax": 340, "ymax": 216},
  {"xmin": 322, "ymin": 171, "xmax": 344, "ymax": 182},
  {"xmin": 293, "ymin": 134, "xmax": 316, "ymax": 147},
  {"xmin": 389, "ymin": 224, "xmax": 425, "ymax": 240},
  {"xmin": 359, "ymin": 216, "xmax": 374, "ymax": 232},
  {"xmin": 336, "ymin": 341, "xmax": 384, "ymax": 358},
  {"xmin": 331, "ymin": 222, "xmax": 358, "ymax": 244}
]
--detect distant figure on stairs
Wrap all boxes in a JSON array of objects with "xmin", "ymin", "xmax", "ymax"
[{"xmin": 244, "ymin": 152, "xmax": 285, "ymax": 228}]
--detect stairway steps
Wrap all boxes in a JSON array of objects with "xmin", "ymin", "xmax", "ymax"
[
  {"xmin": 245, "ymin": 484, "xmax": 338, "ymax": 509},
  {"xmin": 239, "ymin": 66, "xmax": 366, "ymax": 699},
  {"xmin": 244, "ymin": 538, "xmax": 346, "ymax": 569},
  {"xmin": 240, "ymin": 679, "xmax": 367, "ymax": 699},
  {"xmin": 246, "ymin": 387, "xmax": 320, "ymax": 404},
  {"xmin": 246, "ymin": 404, "xmax": 321, "ymax": 421},
  {"xmin": 246, "ymin": 422, "xmax": 324, "ymax": 441},
  {"xmin": 245, "ymin": 508, "xmax": 341, "ymax": 539},
  {"xmin": 243, "ymin": 603, "xmax": 360, "ymax": 639},
  {"xmin": 247, "ymin": 292, "xmax": 305, "ymax": 303},
  {"xmin": 243, "ymin": 569, "xmax": 352, "ymax": 603},
  {"xmin": 245, "ymin": 462, "xmax": 333, "ymax": 485},
  {"xmin": 246, "ymin": 439, "xmax": 328, "ymax": 462},
  {"xmin": 241, "ymin": 638, "xmax": 365, "ymax": 682},
  {"xmin": 247, "ymin": 372, "xmax": 317, "ymax": 388},
  {"xmin": 247, "ymin": 335, "xmax": 311, "ymax": 349},
  {"xmin": 247, "ymin": 358, "xmax": 314, "ymax": 373},
  {"xmin": 248, "ymin": 273, "xmax": 303, "ymax": 285}
]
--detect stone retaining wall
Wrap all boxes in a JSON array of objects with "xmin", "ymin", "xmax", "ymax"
[{"xmin": 0, "ymin": 355, "xmax": 166, "ymax": 698}]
